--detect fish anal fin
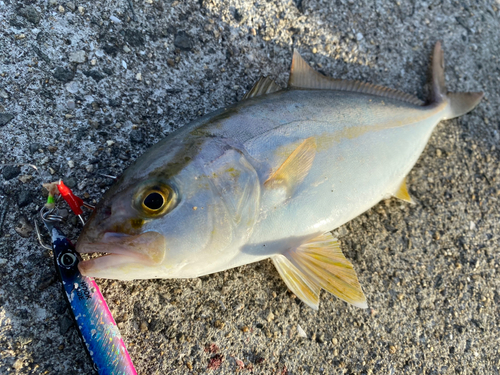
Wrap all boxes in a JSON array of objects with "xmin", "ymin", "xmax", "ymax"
[
  {"xmin": 264, "ymin": 137, "xmax": 316, "ymax": 195},
  {"xmin": 392, "ymin": 179, "xmax": 415, "ymax": 204},
  {"xmin": 277, "ymin": 233, "xmax": 367, "ymax": 309},
  {"xmin": 272, "ymin": 254, "xmax": 320, "ymax": 310},
  {"xmin": 289, "ymin": 50, "xmax": 424, "ymax": 106},
  {"xmin": 243, "ymin": 77, "xmax": 281, "ymax": 100}
]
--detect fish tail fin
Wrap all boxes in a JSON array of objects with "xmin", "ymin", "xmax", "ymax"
[
  {"xmin": 431, "ymin": 41, "xmax": 483, "ymax": 120},
  {"xmin": 272, "ymin": 232, "xmax": 367, "ymax": 310}
]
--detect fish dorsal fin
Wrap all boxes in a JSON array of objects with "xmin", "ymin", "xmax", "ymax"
[
  {"xmin": 272, "ymin": 232, "xmax": 367, "ymax": 309},
  {"xmin": 392, "ymin": 179, "xmax": 415, "ymax": 204},
  {"xmin": 264, "ymin": 137, "xmax": 316, "ymax": 195},
  {"xmin": 288, "ymin": 50, "xmax": 424, "ymax": 106},
  {"xmin": 242, "ymin": 77, "xmax": 281, "ymax": 100}
]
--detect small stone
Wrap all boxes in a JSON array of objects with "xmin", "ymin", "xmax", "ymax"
[
  {"xmin": 0, "ymin": 113, "xmax": 14, "ymax": 126},
  {"xmin": 106, "ymin": 140, "xmax": 115, "ymax": 146},
  {"xmin": 15, "ymin": 216, "xmax": 33, "ymax": 238},
  {"xmin": 83, "ymin": 70, "xmax": 106, "ymax": 82},
  {"xmin": 312, "ymin": 47, "xmax": 317, "ymax": 54},
  {"xmin": 123, "ymin": 45, "xmax": 131, "ymax": 53},
  {"xmin": 103, "ymin": 44, "xmax": 119, "ymax": 57},
  {"xmin": 356, "ymin": 32, "xmax": 364, "ymax": 41},
  {"xmin": 49, "ymin": 167, "xmax": 56, "ymax": 175},
  {"xmin": 122, "ymin": 60, "xmax": 128, "ymax": 69},
  {"xmin": 58, "ymin": 5, "xmax": 65, "ymax": 13},
  {"xmin": 135, "ymin": 72, "xmax": 142, "ymax": 81},
  {"xmin": 13, "ymin": 359, "xmax": 24, "ymax": 370},
  {"xmin": 18, "ymin": 6, "xmax": 41, "ymax": 25},
  {"xmin": 174, "ymin": 31, "xmax": 193, "ymax": 51},
  {"xmin": 47, "ymin": 145, "xmax": 58, "ymax": 153},
  {"xmin": 167, "ymin": 59, "xmax": 175, "ymax": 67},
  {"xmin": 59, "ymin": 315, "xmax": 74, "ymax": 334},
  {"xmin": 214, "ymin": 320, "xmax": 224, "ymax": 329},
  {"xmin": 69, "ymin": 50, "xmax": 86, "ymax": 63},
  {"xmin": 129, "ymin": 129, "xmax": 143, "ymax": 143},
  {"xmin": 297, "ymin": 324, "xmax": 307, "ymax": 338},
  {"xmin": 77, "ymin": 180, "xmax": 87, "ymax": 191},
  {"xmin": 266, "ymin": 311, "xmax": 275, "ymax": 322},
  {"xmin": 66, "ymin": 2, "xmax": 76, "ymax": 11},
  {"xmin": 38, "ymin": 273, "xmax": 56, "ymax": 290},
  {"xmin": 240, "ymin": 326, "xmax": 249, "ymax": 333},
  {"xmin": 90, "ymin": 59, "xmax": 97, "ymax": 65},
  {"xmin": 123, "ymin": 29, "xmax": 144, "ymax": 47},
  {"xmin": 48, "ymin": 0, "xmax": 57, "ymax": 6},
  {"xmin": 9, "ymin": 17, "xmax": 26, "ymax": 28},
  {"xmin": 0, "ymin": 89, "xmax": 8, "ymax": 99},
  {"xmin": 2, "ymin": 165, "xmax": 21, "ymax": 180},
  {"xmin": 85, "ymin": 164, "xmax": 94, "ymax": 173},
  {"xmin": 65, "ymin": 81, "xmax": 79, "ymax": 94},
  {"xmin": 78, "ymin": 6, "xmax": 85, "ymax": 14},
  {"xmin": 65, "ymin": 177, "xmax": 77, "ymax": 188},
  {"xmin": 53, "ymin": 67, "xmax": 74, "ymax": 83},
  {"xmin": 389, "ymin": 345, "xmax": 397, "ymax": 354},
  {"xmin": 331, "ymin": 337, "xmax": 338, "ymax": 345},
  {"xmin": 110, "ymin": 15, "xmax": 122, "ymax": 23},
  {"xmin": 68, "ymin": 160, "xmax": 75, "ymax": 168},
  {"xmin": 109, "ymin": 98, "xmax": 121, "ymax": 107},
  {"xmin": 29, "ymin": 143, "xmax": 42, "ymax": 153},
  {"xmin": 140, "ymin": 321, "xmax": 148, "ymax": 332},
  {"xmin": 17, "ymin": 190, "xmax": 32, "ymax": 208},
  {"xmin": 66, "ymin": 100, "xmax": 76, "ymax": 110},
  {"xmin": 436, "ymin": 149, "xmax": 442, "ymax": 157},
  {"xmin": 18, "ymin": 175, "xmax": 33, "ymax": 183}
]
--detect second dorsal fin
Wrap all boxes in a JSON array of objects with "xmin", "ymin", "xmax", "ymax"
[
  {"xmin": 288, "ymin": 50, "xmax": 424, "ymax": 106},
  {"xmin": 243, "ymin": 77, "xmax": 281, "ymax": 100}
]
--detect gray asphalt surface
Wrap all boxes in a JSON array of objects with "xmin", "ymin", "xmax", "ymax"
[{"xmin": 1, "ymin": 0, "xmax": 499, "ymax": 374}]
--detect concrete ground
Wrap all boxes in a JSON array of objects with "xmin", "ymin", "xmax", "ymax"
[{"xmin": 1, "ymin": 0, "xmax": 499, "ymax": 374}]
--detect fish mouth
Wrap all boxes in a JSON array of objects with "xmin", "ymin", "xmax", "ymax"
[{"xmin": 76, "ymin": 231, "xmax": 167, "ymax": 278}]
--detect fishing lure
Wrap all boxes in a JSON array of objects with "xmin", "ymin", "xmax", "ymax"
[{"xmin": 37, "ymin": 207, "xmax": 137, "ymax": 375}]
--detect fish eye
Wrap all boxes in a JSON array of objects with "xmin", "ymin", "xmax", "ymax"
[
  {"xmin": 143, "ymin": 191, "xmax": 165, "ymax": 211},
  {"xmin": 135, "ymin": 183, "xmax": 177, "ymax": 217}
]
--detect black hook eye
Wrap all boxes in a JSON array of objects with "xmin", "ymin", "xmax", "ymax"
[{"xmin": 58, "ymin": 252, "xmax": 77, "ymax": 268}]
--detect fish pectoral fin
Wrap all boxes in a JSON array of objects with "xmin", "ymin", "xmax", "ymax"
[
  {"xmin": 242, "ymin": 77, "xmax": 281, "ymax": 100},
  {"xmin": 392, "ymin": 179, "xmax": 415, "ymax": 204},
  {"xmin": 264, "ymin": 137, "xmax": 316, "ymax": 195},
  {"xmin": 272, "ymin": 255, "xmax": 321, "ymax": 310},
  {"xmin": 273, "ymin": 232, "xmax": 367, "ymax": 309},
  {"xmin": 288, "ymin": 50, "xmax": 423, "ymax": 106}
]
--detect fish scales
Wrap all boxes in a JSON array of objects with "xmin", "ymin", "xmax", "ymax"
[{"xmin": 77, "ymin": 43, "xmax": 482, "ymax": 310}]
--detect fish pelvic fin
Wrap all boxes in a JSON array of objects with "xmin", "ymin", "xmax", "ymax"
[
  {"xmin": 289, "ymin": 50, "xmax": 424, "ymax": 106},
  {"xmin": 392, "ymin": 178, "xmax": 415, "ymax": 204},
  {"xmin": 264, "ymin": 137, "xmax": 316, "ymax": 195},
  {"xmin": 243, "ymin": 77, "xmax": 281, "ymax": 100},
  {"xmin": 431, "ymin": 41, "xmax": 483, "ymax": 120},
  {"xmin": 272, "ymin": 232, "xmax": 368, "ymax": 310}
]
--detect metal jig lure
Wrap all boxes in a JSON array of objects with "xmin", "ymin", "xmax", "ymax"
[{"xmin": 36, "ymin": 207, "xmax": 137, "ymax": 375}]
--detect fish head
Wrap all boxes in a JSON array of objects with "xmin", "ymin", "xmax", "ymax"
[{"xmin": 77, "ymin": 136, "xmax": 261, "ymax": 279}]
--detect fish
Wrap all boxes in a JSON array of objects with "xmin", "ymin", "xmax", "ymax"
[{"xmin": 76, "ymin": 42, "xmax": 482, "ymax": 310}]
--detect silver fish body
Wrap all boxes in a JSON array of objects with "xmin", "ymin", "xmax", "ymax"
[{"xmin": 77, "ymin": 43, "xmax": 482, "ymax": 309}]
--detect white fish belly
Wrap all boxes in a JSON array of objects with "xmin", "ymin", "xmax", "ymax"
[{"xmin": 233, "ymin": 90, "xmax": 444, "ymax": 261}]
